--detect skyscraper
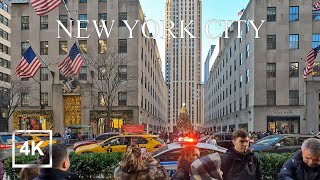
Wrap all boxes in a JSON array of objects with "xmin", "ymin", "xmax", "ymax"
[
  {"xmin": 165, "ymin": 0, "xmax": 202, "ymax": 132},
  {"xmin": 204, "ymin": 45, "xmax": 215, "ymax": 83}
]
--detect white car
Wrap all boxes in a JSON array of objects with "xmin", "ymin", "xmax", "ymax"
[{"xmin": 152, "ymin": 142, "xmax": 227, "ymax": 177}]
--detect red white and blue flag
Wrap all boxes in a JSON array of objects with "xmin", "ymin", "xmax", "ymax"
[
  {"xmin": 303, "ymin": 45, "xmax": 320, "ymax": 79},
  {"xmin": 313, "ymin": 1, "xmax": 320, "ymax": 11},
  {"xmin": 58, "ymin": 43, "xmax": 84, "ymax": 78},
  {"xmin": 15, "ymin": 46, "xmax": 42, "ymax": 78},
  {"xmin": 31, "ymin": 0, "xmax": 62, "ymax": 16}
]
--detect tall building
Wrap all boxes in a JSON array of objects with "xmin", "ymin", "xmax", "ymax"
[
  {"xmin": 204, "ymin": 45, "xmax": 215, "ymax": 83},
  {"xmin": 0, "ymin": 0, "xmax": 10, "ymax": 132},
  {"xmin": 10, "ymin": 0, "xmax": 168, "ymax": 134},
  {"xmin": 204, "ymin": 0, "xmax": 320, "ymax": 134},
  {"xmin": 165, "ymin": 0, "xmax": 202, "ymax": 132}
]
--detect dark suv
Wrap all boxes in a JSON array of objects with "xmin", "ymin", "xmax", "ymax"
[{"xmin": 250, "ymin": 134, "xmax": 318, "ymax": 153}]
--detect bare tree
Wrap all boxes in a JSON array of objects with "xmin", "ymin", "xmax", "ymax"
[
  {"xmin": 85, "ymin": 48, "xmax": 137, "ymax": 132},
  {"xmin": 0, "ymin": 79, "xmax": 31, "ymax": 131}
]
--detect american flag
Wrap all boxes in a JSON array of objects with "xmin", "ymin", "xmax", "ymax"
[
  {"xmin": 15, "ymin": 47, "xmax": 42, "ymax": 78},
  {"xmin": 303, "ymin": 45, "xmax": 320, "ymax": 79},
  {"xmin": 238, "ymin": 9, "xmax": 244, "ymax": 16},
  {"xmin": 313, "ymin": 1, "xmax": 320, "ymax": 11},
  {"xmin": 58, "ymin": 43, "xmax": 84, "ymax": 78},
  {"xmin": 31, "ymin": 0, "xmax": 62, "ymax": 16}
]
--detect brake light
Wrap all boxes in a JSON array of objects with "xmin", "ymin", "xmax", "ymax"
[{"xmin": 0, "ymin": 144, "xmax": 12, "ymax": 150}]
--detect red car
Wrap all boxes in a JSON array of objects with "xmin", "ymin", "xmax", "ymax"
[{"xmin": 73, "ymin": 132, "xmax": 120, "ymax": 151}]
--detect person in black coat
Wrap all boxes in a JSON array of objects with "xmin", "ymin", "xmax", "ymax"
[
  {"xmin": 279, "ymin": 138, "xmax": 320, "ymax": 180},
  {"xmin": 33, "ymin": 144, "xmax": 79, "ymax": 180},
  {"xmin": 171, "ymin": 146, "xmax": 200, "ymax": 180},
  {"xmin": 221, "ymin": 129, "xmax": 261, "ymax": 180}
]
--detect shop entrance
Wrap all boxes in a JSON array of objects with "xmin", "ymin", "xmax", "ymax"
[{"xmin": 267, "ymin": 116, "xmax": 300, "ymax": 134}]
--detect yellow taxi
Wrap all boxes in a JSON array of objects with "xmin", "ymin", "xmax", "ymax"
[
  {"xmin": 21, "ymin": 134, "xmax": 56, "ymax": 148},
  {"xmin": 75, "ymin": 134, "xmax": 165, "ymax": 154}
]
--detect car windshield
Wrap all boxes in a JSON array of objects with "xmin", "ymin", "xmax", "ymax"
[
  {"xmin": 254, "ymin": 136, "xmax": 282, "ymax": 146},
  {"xmin": 152, "ymin": 144, "xmax": 169, "ymax": 156}
]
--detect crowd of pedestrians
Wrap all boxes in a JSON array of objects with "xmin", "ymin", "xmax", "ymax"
[{"xmin": 10, "ymin": 129, "xmax": 320, "ymax": 180}]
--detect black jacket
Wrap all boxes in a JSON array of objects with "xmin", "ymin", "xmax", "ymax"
[
  {"xmin": 221, "ymin": 148, "xmax": 261, "ymax": 180},
  {"xmin": 171, "ymin": 159, "xmax": 191, "ymax": 180},
  {"xmin": 33, "ymin": 169, "xmax": 79, "ymax": 180},
  {"xmin": 278, "ymin": 150, "xmax": 320, "ymax": 180}
]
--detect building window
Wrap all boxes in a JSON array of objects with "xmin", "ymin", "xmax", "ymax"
[
  {"xmin": 40, "ymin": 93, "xmax": 48, "ymax": 106},
  {"xmin": 21, "ymin": 93, "xmax": 29, "ymax": 106},
  {"xmin": 98, "ymin": 92, "xmax": 106, "ymax": 106},
  {"xmin": 246, "ymin": 19, "xmax": 250, "ymax": 33},
  {"xmin": 289, "ymin": 6, "xmax": 299, "ymax": 22},
  {"xmin": 267, "ymin": 90, "xmax": 276, "ymax": 105},
  {"xmin": 289, "ymin": 62, "xmax": 299, "ymax": 77},
  {"xmin": 40, "ymin": 15, "xmax": 48, "ymax": 29},
  {"xmin": 0, "ymin": 29, "xmax": 8, "ymax": 40},
  {"xmin": 59, "ymin": 41, "xmax": 68, "ymax": 55},
  {"xmin": 246, "ymin": 44, "xmax": 250, "ymax": 58},
  {"xmin": 79, "ymin": 14, "xmax": 88, "ymax": 28},
  {"xmin": 118, "ymin": 65, "xmax": 127, "ymax": 80},
  {"xmin": 234, "ymin": 60, "xmax": 237, "ymax": 71},
  {"xmin": 21, "ymin": 42, "xmax": 29, "ymax": 55},
  {"xmin": 40, "ymin": 41, "xmax": 48, "ymax": 55},
  {"xmin": 98, "ymin": 13, "xmax": 107, "ymax": 28},
  {"xmin": 79, "ymin": 66, "xmax": 87, "ymax": 80},
  {"xmin": 40, "ymin": 67, "xmax": 48, "ymax": 81},
  {"xmin": 119, "ymin": 12, "xmax": 127, "ymax": 27},
  {"xmin": 118, "ymin": 39, "xmax": 127, "ymax": 53},
  {"xmin": 313, "ymin": 10, "xmax": 320, "ymax": 21},
  {"xmin": 246, "ymin": 69, "xmax": 250, "ymax": 83},
  {"xmin": 79, "ymin": 0, "xmax": 87, "ymax": 3},
  {"xmin": 289, "ymin": 34, "xmax": 299, "ymax": 49},
  {"xmin": 21, "ymin": 16, "xmax": 29, "ymax": 30},
  {"xmin": 240, "ymin": 76, "xmax": 243, "ymax": 88},
  {"xmin": 59, "ymin": 15, "xmax": 68, "ymax": 27},
  {"xmin": 118, "ymin": 92, "xmax": 127, "ymax": 106},
  {"xmin": 98, "ymin": 66, "xmax": 106, "ymax": 80},
  {"xmin": 246, "ymin": 94, "xmax": 249, "ymax": 108},
  {"xmin": 267, "ymin": 7, "xmax": 276, "ymax": 22},
  {"xmin": 234, "ymin": 80, "xmax": 236, "ymax": 92},
  {"xmin": 239, "ymin": 97, "xmax": 242, "ymax": 110},
  {"xmin": 289, "ymin": 90, "xmax": 299, "ymax": 105},
  {"xmin": 267, "ymin": 35, "xmax": 276, "ymax": 49},
  {"xmin": 312, "ymin": 34, "xmax": 320, "ymax": 48},
  {"xmin": 98, "ymin": 40, "xmax": 107, "ymax": 54},
  {"xmin": 79, "ymin": 40, "xmax": 88, "ymax": 54},
  {"xmin": 240, "ymin": 53, "xmax": 243, "ymax": 65},
  {"xmin": 267, "ymin": 63, "xmax": 276, "ymax": 78}
]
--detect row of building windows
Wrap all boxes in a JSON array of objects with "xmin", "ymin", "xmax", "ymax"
[
  {"xmin": 0, "ymin": 43, "xmax": 9, "ymax": 55},
  {"xmin": 0, "ymin": 72, "xmax": 10, "ymax": 82},
  {"xmin": 0, "ymin": 1, "xmax": 8, "ymax": 13},
  {"xmin": 267, "ymin": 63, "xmax": 299, "ymax": 78},
  {"xmin": 0, "ymin": 14, "xmax": 8, "ymax": 26},
  {"xmin": 21, "ymin": 39, "xmax": 126, "ymax": 55},
  {"xmin": 0, "ymin": 58, "xmax": 10, "ymax": 69},
  {"xmin": 267, "ymin": 6, "xmax": 320, "ymax": 22},
  {"xmin": 0, "ymin": 29, "xmax": 9, "ymax": 40}
]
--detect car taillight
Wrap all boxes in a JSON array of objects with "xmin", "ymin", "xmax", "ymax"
[{"xmin": 0, "ymin": 144, "xmax": 12, "ymax": 150}]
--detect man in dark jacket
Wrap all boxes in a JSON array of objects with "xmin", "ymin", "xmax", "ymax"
[
  {"xmin": 34, "ymin": 144, "xmax": 78, "ymax": 180},
  {"xmin": 279, "ymin": 138, "xmax": 320, "ymax": 180},
  {"xmin": 221, "ymin": 129, "xmax": 261, "ymax": 180}
]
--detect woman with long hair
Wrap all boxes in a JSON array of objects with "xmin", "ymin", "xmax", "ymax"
[
  {"xmin": 171, "ymin": 146, "xmax": 200, "ymax": 180},
  {"xmin": 114, "ymin": 144, "xmax": 167, "ymax": 180}
]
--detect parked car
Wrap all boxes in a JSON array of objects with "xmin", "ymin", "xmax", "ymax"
[
  {"xmin": 73, "ymin": 132, "xmax": 120, "ymax": 151},
  {"xmin": 199, "ymin": 132, "xmax": 234, "ymax": 149},
  {"xmin": 250, "ymin": 134, "xmax": 317, "ymax": 153},
  {"xmin": 0, "ymin": 132, "xmax": 26, "ymax": 159},
  {"xmin": 152, "ymin": 142, "xmax": 227, "ymax": 177},
  {"xmin": 75, "ymin": 134, "xmax": 165, "ymax": 154}
]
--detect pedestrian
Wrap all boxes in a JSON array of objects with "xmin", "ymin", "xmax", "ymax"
[
  {"xmin": 190, "ymin": 152, "xmax": 223, "ymax": 180},
  {"xmin": 171, "ymin": 146, "xmax": 200, "ymax": 180},
  {"xmin": 114, "ymin": 144, "xmax": 167, "ymax": 180},
  {"xmin": 34, "ymin": 144, "xmax": 79, "ymax": 180},
  {"xmin": 205, "ymin": 134, "xmax": 217, "ymax": 146},
  {"xmin": 220, "ymin": 129, "xmax": 261, "ymax": 180},
  {"xmin": 278, "ymin": 138, "xmax": 320, "ymax": 180},
  {"xmin": 19, "ymin": 161, "xmax": 39, "ymax": 180}
]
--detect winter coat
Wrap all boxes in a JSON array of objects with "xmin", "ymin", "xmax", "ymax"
[
  {"xmin": 221, "ymin": 148, "xmax": 261, "ymax": 180},
  {"xmin": 171, "ymin": 158, "xmax": 191, "ymax": 180},
  {"xmin": 278, "ymin": 150, "xmax": 320, "ymax": 180},
  {"xmin": 190, "ymin": 152, "xmax": 223, "ymax": 180},
  {"xmin": 33, "ymin": 169, "xmax": 79, "ymax": 180},
  {"xmin": 114, "ymin": 156, "xmax": 168, "ymax": 180}
]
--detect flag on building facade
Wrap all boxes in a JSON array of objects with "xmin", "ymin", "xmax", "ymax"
[
  {"xmin": 303, "ymin": 45, "xmax": 320, "ymax": 79},
  {"xmin": 238, "ymin": 9, "xmax": 244, "ymax": 16},
  {"xmin": 15, "ymin": 46, "xmax": 42, "ymax": 78},
  {"xmin": 31, "ymin": 0, "xmax": 61, "ymax": 16},
  {"xmin": 58, "ymin": 43, "xmax": 84, "ymax": 78},
  {"xmin": 313, "ymin": 1, "xmax": 320, "ymax": 11}
]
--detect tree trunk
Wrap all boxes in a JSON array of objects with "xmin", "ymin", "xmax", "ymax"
[{"xmin": 105, "ymin": 104, "xmax": 112, "ymax": 132}]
